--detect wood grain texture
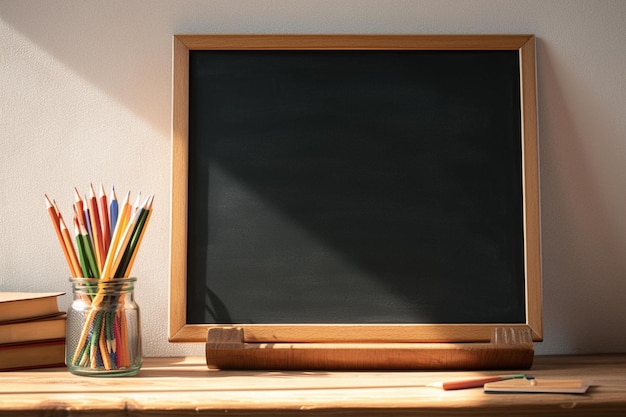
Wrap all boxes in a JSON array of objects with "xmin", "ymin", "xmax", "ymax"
[
  {"xmin": 204, "ymin": 327, "xmax": 535, "ymax": 370},
  {"xmin": 174, "ymin": 34, "xmax": 534, "ymax": 50},
  {"xmin": 518, "ymin": 35, "xmax": 543, "ymax": 341},
  {"xmin": 1, "ymin": 355, "xmax": 626, "ymax": 416},
  {"xmin": 169, "ymin": 35, "xmax": 190, "ymax": 343}
]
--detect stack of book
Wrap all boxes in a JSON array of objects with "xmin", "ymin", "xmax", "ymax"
[{"xmin": 0, "ymin": 292, "xmax": 66, "ymax": 371}]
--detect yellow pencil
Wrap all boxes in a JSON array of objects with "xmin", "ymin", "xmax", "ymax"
[
  {"xmin": 102, "ymin": 194, "xmax": 146, "ymax": 281},
  {"xmin": 100, "ymin": 191, "xmax": 131, "ymax": 280}
]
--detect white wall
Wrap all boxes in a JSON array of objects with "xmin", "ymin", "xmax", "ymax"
[{"xmin": 1, "ymin": 0, "xmax": 625, "ymax": 357}]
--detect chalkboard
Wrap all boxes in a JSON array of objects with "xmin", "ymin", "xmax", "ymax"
[{"xmin": 169, "ymin": 35, "xmax": 542, "ymax": 344}]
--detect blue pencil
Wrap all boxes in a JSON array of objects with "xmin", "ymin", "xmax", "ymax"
[{"xmin": 110, "ymin": 186, "xmax": 119, "ymax": 235}]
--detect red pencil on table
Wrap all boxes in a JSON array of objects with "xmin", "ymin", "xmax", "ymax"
[{"xmin": 434, "ymin": 374, "xmax": 527, "ymax": 390}]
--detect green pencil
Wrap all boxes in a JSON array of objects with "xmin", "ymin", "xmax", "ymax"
[
  {"xmin": 77, "ymin": 219, "xmax": 99, "ymax": 279},
  {"xmin": 73, "ymin": 218, "xmax": 91, "ymax": 278},
  {"xmin": 114, "ymin": 196, "xmax": 151, "ymax": 278}
]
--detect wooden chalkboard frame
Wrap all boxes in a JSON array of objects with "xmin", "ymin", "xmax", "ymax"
[{"xmin": 169, "ymin": 34, "xmax": 541, "ymax": 345}]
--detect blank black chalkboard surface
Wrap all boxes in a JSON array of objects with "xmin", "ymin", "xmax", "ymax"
[{"xmin": 169, "ymin": 35, "xmax": 541, "ymax": 364}]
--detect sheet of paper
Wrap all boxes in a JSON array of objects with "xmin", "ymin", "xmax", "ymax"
[{"xmin": 484, "ymin": 378, "xmax": 591, "ymax": 394}]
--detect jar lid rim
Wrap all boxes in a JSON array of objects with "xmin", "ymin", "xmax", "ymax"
[{"xmin": 69, "ymin": 277, "xmax": 138, "ymax": 282}]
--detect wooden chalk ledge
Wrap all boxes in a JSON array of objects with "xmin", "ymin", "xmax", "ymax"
[{"xmin": 205, "ymin": 327, "xmax": 534, "ymax": 370}]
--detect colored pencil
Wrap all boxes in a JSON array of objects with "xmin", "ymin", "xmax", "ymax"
[
  {"xmin": 100, "ymin": 191, "xmax": 132, "ymax": 281},
  {"xmin": 87, "ymin": 184, "xmax": 105, "ymax": 272},
  {"xmin": 45, "ymin": 195, "xmax": 80, "ymax": 277},
  {"xmin": 82, "ymin": 194, "xmax": 93, "ymax": 243},
  {"xmin": 73, "ymin": 218, "xmax": 91, "ymax": 278},
  {"xmin": 73, "ymin": 188, "xmax": 87, "ymax": 236},
  {"xmin": 73, "ymin": 204, "xmax": 98, "ymax": 278},
  {"xmin": 58, "ymin": 212, "xmax": 82, "ymax": 278},
  {"xmin": 98, "ymin": 183, "xmax": 111, "ymax": 257},
  {"xmin": 115, "ymin": 195, "xmax": 152, "ymax": 278},
  {"xmin": 78, "ymin": 218, "xmax": 100, "ymax": 279},
  {"xmin": 121, "ymin": 195, "xmax": 154, "ymax": 277},
  {"xmin": 109, "ymin": 186, "xmax": 119, "ymax": 236},
  {"xmin": 52, "ymin": 199, "xmax": 82, "ymax": 278}
]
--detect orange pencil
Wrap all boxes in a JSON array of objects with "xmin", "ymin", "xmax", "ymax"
[
  {"xmin": 45, "ymin": 195, "xmax": 78, "ymax": 277},
  {"xmin": 58, "ymin": 212, "xmax": 82, "ymax": 278},
  {"xmin": 53, "ymin": 199, "xmax": 82, "ymax": 278},
  {"xmin": 117, "ymin": 310, "xmax": 129, "ymax": 367},
  {"xmin": 73, "ymin": 187, "xmax": 86, "ymax": 233},
  {"xmin": 98, "ymin": 316, "xmax": 112, "ymax": 370}
]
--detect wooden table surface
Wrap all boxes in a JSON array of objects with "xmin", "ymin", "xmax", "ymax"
[{"xmin": 1, "ymin": 354, "xmax": 626, "ymax": 416}]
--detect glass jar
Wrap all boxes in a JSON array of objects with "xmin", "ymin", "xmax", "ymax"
[{"xmin": 66, "ymin": 277, "xmax": 142, "ymax": 376}]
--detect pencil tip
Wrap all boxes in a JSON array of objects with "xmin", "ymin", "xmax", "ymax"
[{"xmin": 73, "ymin": 187, "xmax": 84, "ymax": 202}]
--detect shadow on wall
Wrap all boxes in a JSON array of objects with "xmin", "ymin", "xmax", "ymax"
[
  {"xmin": 536, "ymin": 38, "xmax": 626, "ymax": 354},
  {"xmin": 0, "ymin": 1, "xmax": 172, "ymax": 138}
]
